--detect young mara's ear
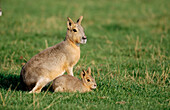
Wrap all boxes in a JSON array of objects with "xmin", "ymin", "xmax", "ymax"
[
  {"xmin": 77, "ymin": 16, "xmax": 83, "ymax": 25},
  {"xmin": 81, "ymin": 69, "xmax": 86, "ymax": 79},
  {"xmin": 87, "ymin": 67, "xmax": 91, "ymax": 75},
  {"xmin": 67, "ymin": 17, "xmax": 74, "ymax": 29}
]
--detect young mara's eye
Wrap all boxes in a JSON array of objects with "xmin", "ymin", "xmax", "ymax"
[
  {"xmin": 73, "ymin": 29, "xmax": 77, "ymax": 32},
  {"xmin": 87, "ymin": 79, "xmax": 90, "ymax": 82}
]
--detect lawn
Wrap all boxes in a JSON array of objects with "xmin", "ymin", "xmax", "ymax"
[{"xmin": 0, "ymin": 0, "xmax": 170, "ymax": 109}]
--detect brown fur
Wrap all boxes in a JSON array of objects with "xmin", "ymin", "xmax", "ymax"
[
  {"xmin": 20, "ymin": 16, "xmax": 87, "ymax": 93},
  {"xmin": 52, "ymin": 67, "xmax": 97, "ymax": 93}
]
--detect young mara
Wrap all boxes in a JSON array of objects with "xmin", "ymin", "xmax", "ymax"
[
  {"xmin": 20, "ymin": 16, "xmax": 87, "ymax": 93},
  {"xmin": 52, "ymin": 67, "xmax": 97, "ymax": 93}
]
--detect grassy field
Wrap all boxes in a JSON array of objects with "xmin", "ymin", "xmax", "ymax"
[{"xmin": 0, "ymin": 0, "xmax": 170, "ymax": 109}]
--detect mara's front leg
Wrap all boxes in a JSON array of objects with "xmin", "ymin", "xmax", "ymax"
[{"xmin": 66, "ymin": 66, "xmax": 74, "ymax": 76}]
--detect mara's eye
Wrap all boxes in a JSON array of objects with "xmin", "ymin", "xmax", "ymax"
[
  {"xmin": 73, "ymin": 29, "xmax": 77, "ymax": 32},
  {"xmin": 87, "ymin": 79, "xmax": 90, "ymax": 82}
]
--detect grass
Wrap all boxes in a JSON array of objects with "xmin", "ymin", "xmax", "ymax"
[{"xmin": 0, "ymin": 0, "xmax": 170, "ymax": 109}]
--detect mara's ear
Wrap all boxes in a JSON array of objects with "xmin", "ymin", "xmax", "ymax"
[
  {"xmin": 87, "ymin": 67, "xmax": 91, "ymax": 75},
  {"xmin": 77, "ymin": 16, "xmax": 83, "ymax": 25},
  {"xmin": 67, "ymin": 17, "xmax": 74, "ymax": 29},
  {"xmin": 81, "ymin": 69, "xmax": 86, "ymax": 79}
]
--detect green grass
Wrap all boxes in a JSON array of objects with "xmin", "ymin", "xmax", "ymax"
[{"xmin": 0, "ymin": 0, "xmax": 170, "ymax": 109}]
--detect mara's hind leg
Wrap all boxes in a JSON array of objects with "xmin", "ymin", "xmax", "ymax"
[
  {"xmin": 29, "ymin": 78, "xmax": 51, "ymax": 93},
  {"xmin": 54, "ymin": 86, "xmax": 64, "ymax": 92}
]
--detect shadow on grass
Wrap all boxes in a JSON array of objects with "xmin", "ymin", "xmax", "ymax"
[
  {"xmin": 0, "ymin": 73, "xmax": 53, "ymax": 92},
  {"xmin": 0, "ymin": 73, "xmax": 23, "ymax": 91}
]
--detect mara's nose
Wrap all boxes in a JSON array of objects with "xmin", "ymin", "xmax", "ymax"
[
  {"xmin": 94, "ymin": 84, "xmax": 97, "ymax": 87},
  {"xmin": 82, "ymin": 36, "xmax": 87, "ymax": 40}
]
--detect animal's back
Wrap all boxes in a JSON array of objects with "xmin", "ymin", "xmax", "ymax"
[
  {"xmin": 24, "ymin": 42, "xmax": 66, "ymax": 70},
  {"xmin": 52, "ymin": 75, "xmax": 83, "ymax": 92},
  {"xmin": 21, "ymin": 42, "xmax": 67, "ymax": 89}
]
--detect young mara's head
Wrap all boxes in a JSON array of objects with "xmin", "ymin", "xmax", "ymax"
[
  {"xmin": 81, "ymin": 67, "xmax": 97, "ymax": 90},
  {"xmin": 66, "ymin": 16, "xmax": 87, "ymax": 44}
]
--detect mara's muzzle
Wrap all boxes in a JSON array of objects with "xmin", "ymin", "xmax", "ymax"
[{"xmin": 81, "ymin": 36, "xmax": 87, "ymax": 44}]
